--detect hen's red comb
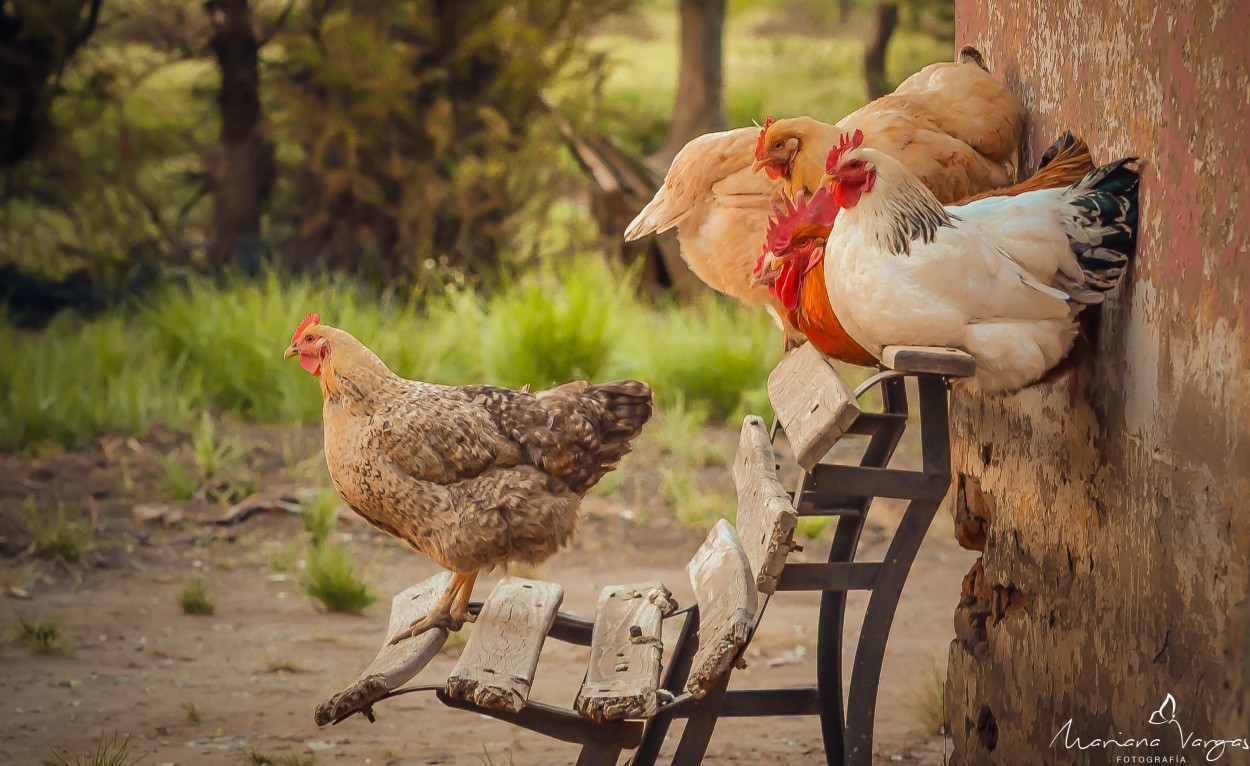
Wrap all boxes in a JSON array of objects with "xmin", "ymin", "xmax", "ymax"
[
  {"xmin": 765, "ymin": 187, "xmax": 840, "ymax": 254},
  {"xmin": 291, "ymin": 313, "xmax": 321, "ymax": 344},
  {"xmin": 825, "ymin": 129, "xmax": 866, "ymax": 174},
  {"xmin": 754, "ymin": 116, "xmax": 778, "ymax": 160}
]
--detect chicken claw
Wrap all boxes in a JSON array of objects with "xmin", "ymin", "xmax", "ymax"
[
  {"xmin": 388, "ymin": 608, "xmax": 460, "ymax": 645},
  {"xmin": 388, "ymin": 571, "xmax": 479, "ymax": 645}
]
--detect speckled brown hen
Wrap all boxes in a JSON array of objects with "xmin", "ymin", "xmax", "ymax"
[{"xmin": 285, "ymin": 314, "xmax": 653, "ymax": 643}]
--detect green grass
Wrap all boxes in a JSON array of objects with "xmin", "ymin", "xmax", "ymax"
[
  {"xmin": 302, "ymin": 544, "xmax": 378, "ymax": 614},
  {"xmin": 1, "ymin": 259, "xmax": 780, "ymax": 453},
  {"xmin": 26, "ymin": 501, "xmax": 92, "ymax": 565},
  {"xmin": 20, "ymin": 616, "xmax": 65, "ymax": 654},
  {"xmin": 909, "ymin": 653, "xmax": 950, "ymax": 735},
  {"xmin": 41, "ymin": 732, "xmax": 142, "ymax": 766},
  {"xmin": 178, "ymin": 577, "xmax": 217, "ymax": 616},
  {"xmin": 301, "ymin": 490, "xmax": 341, "ymax": 549},
  {"xmin": 183, "ymin": 703, "xmax": 202, "ymax": 723}
]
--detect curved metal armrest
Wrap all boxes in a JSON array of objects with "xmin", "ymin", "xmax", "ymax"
[{"xmin": 853, "ymin": 369, "xmax": 907, "ymax": 401}]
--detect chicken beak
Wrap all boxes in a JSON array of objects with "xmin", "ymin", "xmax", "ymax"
[
  {"xmin": 751, "ymin": 255, "xmax": 783, "ymax": 286},
  {"xmin": 284, "ymin": 344, "xmax": 298, "ymax": 360},
  {"xmin": 819, "ymin": 173, "xmax": 835, "ymax": 190},
  {"xmin": 751, "ymin": 158, "xmax": 768, "ymax": 174}
]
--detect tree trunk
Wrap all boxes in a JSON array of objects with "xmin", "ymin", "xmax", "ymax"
[
  {"xmin": 863, "ymin": 2, "xmax": 898, "ymax": 100},
  {"xmin": 948, "ymin": 2, "xmax": 1250, "ymax": 763},
  {"xmin": 0, "ymin": 0, "xmax": 102, "ymax": 167},
  {"xmin": 657, "ymin": 0, "xmax": 726, "ymax": 165},
  {"xmin": 207, "ymin": 0, "xmax": 275, "ymax": 271}
]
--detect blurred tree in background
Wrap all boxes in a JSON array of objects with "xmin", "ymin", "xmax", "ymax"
[
  {"xmin": 271, "ymin": 0, "xmax": 629, "ymax": 285},
  {"xmin": 0, "ymin": 0, "xmax": 102, "ymax": 166},
  {"xmin": 0, "ymin": 0, "xmax": 953, "ymax": 322},
  {"xmin": 205, "ymin": 0, "xmax": 276, "ymax": 271}
]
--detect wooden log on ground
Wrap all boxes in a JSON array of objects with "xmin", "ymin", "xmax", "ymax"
[
  {"xmin": 575, "ymin": 581, "xmax": 678, "ymax": 722},
  {"xmin": 446, "ymin": 578, "xmax": 563, "ymax": 713},
  {"xmin": 313, "ymin": 572, "xmax": 452, "ymax": 726},
  {"xmin": 686, "ymin": 520, "xmax": 757, "ymax": 698}
]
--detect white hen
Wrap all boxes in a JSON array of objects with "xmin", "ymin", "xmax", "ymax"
[{"xmin": 818, "ymin": 131, "xmax": 1139, "ymax": 393}]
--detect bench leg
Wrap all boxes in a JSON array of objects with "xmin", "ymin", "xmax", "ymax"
[
  {"xmin": 575, "ymin": 742, "xmax": 621, "ymax": 766},
  {"xmin": 669, "ymin": 674, "xmax": 730, "ymax": 766}
]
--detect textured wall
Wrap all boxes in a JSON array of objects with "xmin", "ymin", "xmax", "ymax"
[{"xmin": 949, "ymin": 1, "xmax": 1250, "ymax": 763}]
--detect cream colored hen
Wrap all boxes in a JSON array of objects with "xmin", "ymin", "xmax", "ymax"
[{"xmin": 624, "ymin": 47, "xmax": 1023, "ymax": 313}]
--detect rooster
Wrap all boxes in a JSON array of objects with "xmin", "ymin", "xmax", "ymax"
[
  {"xmin": 753, "ymin": 133, "xmax": 1096, "ymax": 368},
  {"xmin": 285, "ymin": 314, "xmax": 653, "ymax": 641},
  {"xmin": 815, "ymin": 130, "xmax": 1139, "ymax": 393},
  {"xmin": 624, "ymin": 48, "xmax": 1022, "ymax": 317}
]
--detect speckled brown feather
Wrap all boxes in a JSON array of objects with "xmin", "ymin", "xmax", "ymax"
[{"xmin": 310, "ymin": 325, "xmax": 653, "ymax": 574}]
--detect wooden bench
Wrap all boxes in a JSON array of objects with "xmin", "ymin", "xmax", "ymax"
[{"xmin": 313, "ymin": 344, "xmax": 975, "ymax": 766}]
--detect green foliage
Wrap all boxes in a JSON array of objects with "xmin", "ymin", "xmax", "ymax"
[
  {"xmin": 26, "ymin": 500, "xmax": 92, "ymax": 564},
  {"xmin": 660, "ymin": 466, "xmax": 734, "ymax": 530},
  {"xmin": 620, "ymin": 298, "xmax": 778, "ymax": 421},
  {"xmin": 478, "ymin": 258, "xmax": 636, "ymax": 388},
  {"xmin": 20, "ymin": 616, "xmax": 66, "ymax": 654},
  {"xmin": 0, "ymin": 314, "xmax": 194, "ymax": 451},
  {"xmin": 271, "ymin": 0, "xmax": 632, "ymax": 283},
  {"xmin": 301, "ymin": 490, "xmax": 341, "ymax": 549},
  {"xmin": 909, "ymin": 654, "xmax": 950, "ymax": 735},
  {"xmin": 40, "ymin": 731, "xmax": 141, "ymax": 766},
  {"xmin": 182, "ymin": 703, "xmax": 202, "ymax": 723},
  {"xmin": 178, "ymin": 577, "xmax": 217, "ymax": 616},
  {"xmin": 2, "ymin": 261, "xmax": 786, "ymax": 452},
  {"xmin": 160, "ymin": 457, "xmax": 197, "ymax": 500},
  {"xmin": 302, "ymin": 544, "xmax": 378, "ymax": 615}
]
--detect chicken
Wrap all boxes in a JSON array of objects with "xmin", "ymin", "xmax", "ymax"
[
  {"xmin": 285, "ymin": 314, "xmax": 653, "ymax": 641},
  {"xmin": 624, "ymin": 47, "xmax": 1022, "ymax": 317},
  {"xmin": 815, "ymin": 129, "xmax": 1139, "ymax": 393},
  {"xmin": 753, "ymin": 47, "xmax": 1021, "ymax": 202},
  {"xmin": 752, "ymin": 133, "xmax": 1095, "ymax": 369}
]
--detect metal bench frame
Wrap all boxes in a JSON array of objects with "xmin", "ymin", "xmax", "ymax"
[{"xmin": 319, "ymin": 350, "xmax": 967, "ymax": 766}]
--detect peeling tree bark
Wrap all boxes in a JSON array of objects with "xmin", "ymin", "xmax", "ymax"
[
  {"xmin": 948, "ymin": 1, "xmax": 1250, "ymax": 763},
  {"xmin": 206, "ymin": 0, "xmax": 275, "ymax": 271}
]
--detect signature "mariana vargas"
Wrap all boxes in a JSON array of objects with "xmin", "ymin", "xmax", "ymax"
[{"xmin": 1050, "ymin": 694, "xmax": 1250, "ymax": 763}]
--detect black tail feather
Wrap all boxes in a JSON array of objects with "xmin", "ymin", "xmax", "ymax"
[
  {"xmin": 1038, "ymin": 131, "xmax": 1079, "ymax": 169},
  {"xmin": 1065, "ymin": 157, "xmax": 1139, "ymax": 298}
]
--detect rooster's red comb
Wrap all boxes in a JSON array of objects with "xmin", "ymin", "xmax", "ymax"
[
  {"xmin": 754, "ymin": 116, "xmax": 778, "ymax": 160},
  {"xmin": 765, "ymin": 187, "xmax": 840, "ymax": 254},
  {"xmin": 825, "ymin": 129, "xmax": 866, "ymax": 174},
  {"xmin": 291, "ymin": 313, "xmax": 321, "ymax": 344}
]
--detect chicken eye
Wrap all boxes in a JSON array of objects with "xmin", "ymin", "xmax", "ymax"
[
  {"xmin": 798, "ymin": 237, "xmax": 810, "ymax": 247},
  {"xmin": 305, "ymin": 334, "xmax": 314, "ymax": 342},
  {"xmin": 773, "ymin": 141, "xmax": 783, "ymax": 149}
]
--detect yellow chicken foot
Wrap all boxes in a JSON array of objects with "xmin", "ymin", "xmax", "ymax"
[
  {"xmin": 449, "ymin": 571, "xmax": 479, "ymax": 628},
  {"xmin": 389, "ymin": 572, "xmax": 473, "ymax": 645}
]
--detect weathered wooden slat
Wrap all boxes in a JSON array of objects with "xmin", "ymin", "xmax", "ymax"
[
  {"xmin": 574, "ymin": 581, "xmax": 677, "ymax": 722},
  {"xmin": 882, "ymin": 345, "xmax": 977, "ymax": 377},
  {"xmin": 686, "ymin": 520, "xmax": 758, "ymax": 698},
  {"xmin": 446, "ymin": 577, "xmax": 563, "ymax": 713},
  {"xmin": 314, "ymin": 572, "xmax": 452, "ymax": 726},
  {"xmin": 767, "ymin": 342, "xmax": 862, "ymax": 471},
  {"xmin": 733, "ymin": 416, "xmax": 799, "ymax": 594}
]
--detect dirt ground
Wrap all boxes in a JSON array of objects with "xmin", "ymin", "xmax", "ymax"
[{"xmin": 0, "ymin": 424, "xmax": 972, "ymax": 765}]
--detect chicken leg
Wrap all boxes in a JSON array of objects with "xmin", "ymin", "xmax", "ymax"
[{"xmin": 389, "ymin": 571, "xmax": 479, "ymax": 645}]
